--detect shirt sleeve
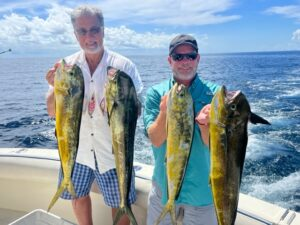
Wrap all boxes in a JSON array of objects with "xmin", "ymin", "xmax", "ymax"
[{"xmin": 143, "ymin": 87, "xmax": 161, "ymax": 137}]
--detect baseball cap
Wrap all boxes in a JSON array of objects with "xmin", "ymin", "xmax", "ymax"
[{"xmin": 169, "ymin": 34, "xmax": 198, "ymax": 55}]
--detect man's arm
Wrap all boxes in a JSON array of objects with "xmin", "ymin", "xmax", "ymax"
[{"xmin": 145, "ymin": 94, "xmax": 168, "ymax": 148}]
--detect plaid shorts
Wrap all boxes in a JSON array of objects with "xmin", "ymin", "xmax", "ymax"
[{"xmin": 58, "ymin": 161, "xmax": 136, "ymax": 208}]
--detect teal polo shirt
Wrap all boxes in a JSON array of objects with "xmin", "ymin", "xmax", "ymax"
[{"xmin": 143, "ymin": 74, "xmax": 220, "ymax": 206}]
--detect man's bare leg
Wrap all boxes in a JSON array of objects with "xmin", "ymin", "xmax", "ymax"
[
  {"xmin": 112, "ymin": 208, "xmax": 130, "ymax": 225},
  {"xmin": 72, "ymin": 195, "xmax": 93, "ymax": 225}
]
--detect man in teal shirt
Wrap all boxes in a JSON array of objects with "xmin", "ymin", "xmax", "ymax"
[{"xmin": 143, "ymin": 34, "xmax": 219, "ymax": 225}]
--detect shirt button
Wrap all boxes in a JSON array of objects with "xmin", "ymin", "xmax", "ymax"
[
  {"xmin": 91, "ymin": 133, "xmax": 94, "ymax": 136},
  {"xmin": 91, "ymin": 149, "xmax": 94, "ymax": 152},
  {"xmin": 91, "ymin": 80, "xmax": 94, "ymax": 83},
  {"xmin": 90, "ymin": 115, "xmax": 93, "ymax": 118}
]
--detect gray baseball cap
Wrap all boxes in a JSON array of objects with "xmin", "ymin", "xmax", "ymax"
[{"xmin": 169, "ymin": 34, "xmax": 198, "ymax": 55}]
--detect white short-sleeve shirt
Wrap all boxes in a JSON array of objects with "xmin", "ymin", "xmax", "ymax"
[{"xmin": 59, "ymin": 49, "xmax": 143, "ymax": 173}]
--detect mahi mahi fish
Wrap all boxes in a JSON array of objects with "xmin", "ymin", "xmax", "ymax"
[
  {"xmin": 209, "ymin": 85, "xmax": 270, "ymax": 225},
  {"xmin": 155, "ymin": 83, "xmax": 194, "ymax": 225},
  {"xmin": 105, "ymin": 67, "xmax": 140, "ymax": 225},
  {"xmin": 48, "ymin": 59, "xmax": 84, "ymax": 212}
]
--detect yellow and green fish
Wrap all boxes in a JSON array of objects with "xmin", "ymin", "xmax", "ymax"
[
  {"xmin": 105, "ymin": 67, "xmax": 140, "ymax": 225},
  {"xmin": 48, "ymin": 59, "xmax": 84, "ymax": 211},
  {"xmin": 209, "ymin": 86, "xmax": 270, "ymax": 225},
  {"xmin": 155, "ymin": 83, "xmax": 194, "ymax": 225}
]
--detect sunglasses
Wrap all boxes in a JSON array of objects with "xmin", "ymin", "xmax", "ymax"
[
  {"xmin": 171, "ymin": 52, "xmax": 198, "ymax": 61},
  {"xmin": 75, "ymin": 26, "xmax": 102, "ymax": 36}
]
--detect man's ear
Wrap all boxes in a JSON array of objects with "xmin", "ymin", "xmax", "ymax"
[{"xmin": 167, "ymin": 55, "xmax": 172, "ymax": 65}]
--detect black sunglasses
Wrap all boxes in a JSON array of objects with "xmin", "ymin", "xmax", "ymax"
[{"xmin": 170, "ymin": 52, "xmax": 198, "ymax": 61}]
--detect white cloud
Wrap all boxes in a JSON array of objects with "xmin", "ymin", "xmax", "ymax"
[
  {"xmin": 0, "ymin": 4, "xmax": 76, "ymax": 49},
  {"xmin": 0, "ymin": 3, "xmax": 211, "ymax": 54},
  {"xmin": 265, "ymin": 5, "xmax": 300, "ymax": 22},
  {"xmin": 265, "ymin": 5, "xmax": 300, "ymax": 45},
  {"xmin": 105, "ymin": 26, "xmax": 208, "ymax": 50},
  {"xmin": 292, "ymin": 29, "xmax": 300, "ymax": 41},
  {"xmin": 105, "ymin": 26, "xmax": 173, "ymax": 49},
  {"xmin": 100, "ymin": 0, "xmax": 240, "ymax": 26}
]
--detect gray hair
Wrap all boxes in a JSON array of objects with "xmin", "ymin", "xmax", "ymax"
[{"xmin": 70, "ymin": 5, "xmax": 104, "ymax": 27}]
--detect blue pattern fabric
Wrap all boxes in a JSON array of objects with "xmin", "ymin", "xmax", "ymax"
[{"xmin": 58, "ymin": 161, "xmax": 136, "ymax": 208}]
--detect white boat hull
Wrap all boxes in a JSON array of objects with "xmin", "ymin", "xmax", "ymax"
[{"xmin": 0, "ymin": 148, "xmax": 299, "ymax": 225}]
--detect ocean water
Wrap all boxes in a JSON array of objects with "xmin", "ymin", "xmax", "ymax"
[{"xmin": 0, "ymin": 51, "xmax": 299, "ymax": 212}]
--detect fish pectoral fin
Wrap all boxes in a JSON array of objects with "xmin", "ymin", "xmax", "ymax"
[
  {"xmin": 107, "ymin": 101, "xmax": 118, "ymax": 126},
  {"xmin": 249, "ymin": 112, "xmax": 271, "ymax": 125}
]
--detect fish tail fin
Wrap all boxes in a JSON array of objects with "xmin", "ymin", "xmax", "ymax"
[
  {"xmin": 47, "ymin": 182, "xmax": 66, "ymax": 212},
  {"xmin": 250, "ymin": 112, "xmax": 271, "ymax": 125},
  {"xmin": 126, "ymin": 206, "xmax": 138, "ymax": 225},
  {"xmin": 170, "ymin": 205, "xmax": 177, "ymax": 225},
  {"xmin": 67, "ymin": 181, "xmax": 77, "ymax": 199},
  {"xmin": 154, "ymin": 202, "xmax": 176, "ymax": 225},
  {"xmin": 113, "ymin": 206, "xmax": 138, "ymax": 225},
  {"xmin": 113, "ymin": 208, "xmax": 124, "ymax": 225}
]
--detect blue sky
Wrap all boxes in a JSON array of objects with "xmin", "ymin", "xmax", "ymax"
[{"xmin": 1, "ymin": 0, "xmax": 300, "ymax": 56}]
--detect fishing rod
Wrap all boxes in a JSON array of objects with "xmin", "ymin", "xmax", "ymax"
[{"xmin": 0, "ymin": 49, "xmax": 12, "ymax": 54}]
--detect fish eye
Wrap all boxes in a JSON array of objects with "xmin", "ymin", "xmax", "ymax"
[{"xmin": 230, "ymin": 104, "xmax": 237, "ymax": 111}]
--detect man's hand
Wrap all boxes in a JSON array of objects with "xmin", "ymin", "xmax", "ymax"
[
  {"xmin": 45, "ymin": 62, "xmax": 60, "ymax": 117},
  {"xmin": 159, "ymin": 95, "xmax": 168, "ymax": 114},
  {"xmin": 45, "ymin": 62, "xmax": 60, "ymax": 86},
  {"xmin": 195, "ymin": 104, "xmax": 211, "ymax": 146},
  {"xmin": 195, "ymin": 104, "xmax": 211, "ymax": 126},
  {"xmin": 147, "ymin": 94, "xmax": 169, "ymax": 147}
]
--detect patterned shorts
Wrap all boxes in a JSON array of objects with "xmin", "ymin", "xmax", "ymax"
[{"xmin": 58, "ymin": 162, "xmax": 136, "ymax": 208}]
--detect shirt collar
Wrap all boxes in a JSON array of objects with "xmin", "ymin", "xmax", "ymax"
[{"xmin": 76, "ymin": 48, "xmax": 108, "ymax": 69}]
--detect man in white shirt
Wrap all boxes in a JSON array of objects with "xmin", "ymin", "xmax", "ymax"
[{"xmin": 45, "ymin": 5, "xmax": 143, "ymax": 225}]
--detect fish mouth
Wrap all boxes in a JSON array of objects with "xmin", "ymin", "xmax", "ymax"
[
  {"xmin": 176, "ymin": 83, "xmax": 186, "ymax": 94},
  {"xmin": 225, "ymin": 90, "xmax": 241, "ymax": 104},
  {"xmin": 107, "ymin": 66, "xmax": 118, "ymax": 80}
]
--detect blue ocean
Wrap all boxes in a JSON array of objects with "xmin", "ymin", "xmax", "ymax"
[{"xmin": 0, "ymin": 51, "xmax": 299, "ymax": 212}]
